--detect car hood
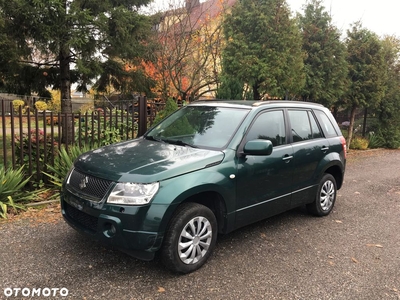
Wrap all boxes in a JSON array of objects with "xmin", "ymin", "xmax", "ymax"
[{"xmin": 74, "ymin": 138, "xmax": 225, "ymax": 183}]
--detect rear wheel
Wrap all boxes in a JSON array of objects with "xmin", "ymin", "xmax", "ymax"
[
  {"xmin": 307, "ymin": 173, "xmax": 337, "ymax": 216},
  {"xmin": 161, "ymin": 203, "xmax": 217, "ymax": 273}
]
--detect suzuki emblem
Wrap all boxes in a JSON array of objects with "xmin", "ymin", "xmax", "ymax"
[{"xmin": 79, "ymin": 176, "xmax": 89, "ymax": 189}]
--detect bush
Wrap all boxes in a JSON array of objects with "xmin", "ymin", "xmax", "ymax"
[
  {"xmin": 381, "ymin": 127, "xmax": 400, "ymax": 149},
  {"xmin": 350, "ymin": 137, "xmax": 369, "ymax": 150},
  {"xmin": 34, "ymin": 100, "xmax": 48, "ymax": 111},
  {"xmin": 76, "ymin": 110, "xmax": 136, "ymax": 146},
  {"xmin": 44, "ymin": 144, "xmax": 93, "ymax": 193},
  {"xmin": 0, "ymin": 166, "xmax": 30, "ymax": 218},
  {"xmin": 14, "ymin": 129, "xmax": 58, "ymax": 182},
  {"xmin": 368, "ymin": 132, "xmax": 385, "ymax": 149},
  {"xmin": 12, "ymin": 99, "xmax": 26, "ymax": 114},
  {"xmin": 152, "ymin": 98, "xmax": 179, "ymax": 126}
]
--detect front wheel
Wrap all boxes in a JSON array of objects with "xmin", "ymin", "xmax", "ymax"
[
  {"xmin": 161, "ymin": 203, "xmax": 218, "ymax": 273},
  {"xmin": 307, "ymin": 173, "xmax": 337, "ymax": 216}
]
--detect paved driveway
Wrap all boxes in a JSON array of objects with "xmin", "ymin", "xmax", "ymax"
[{"xmin": 1, "ymin": 149, "xmax": 400, "ymax": 300}]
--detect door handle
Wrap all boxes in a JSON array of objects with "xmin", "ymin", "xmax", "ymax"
[
  {"xmin": 321, "ymin": 146, "xmax": 329, "ymax": 152},
  {"xmin": 282, "ymin": 155, "xmax": 293, "ymax": 162}
]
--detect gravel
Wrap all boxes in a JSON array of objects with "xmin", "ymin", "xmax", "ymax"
[{"xmin": 1, "ymin": 149, "xmax": 399, "ymax": 300}]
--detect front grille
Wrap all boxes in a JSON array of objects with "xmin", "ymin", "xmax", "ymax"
[
  {"xmin": 65, "ymin": 202, "xmax": 98, "ymax": 233},
  {"xmin": 67, "ymin": 168, "xmax": 113, "ymax": 202}
]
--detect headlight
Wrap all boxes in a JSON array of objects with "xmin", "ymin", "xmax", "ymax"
[{"xmin": 107, "ymin": 182, "xmax": 159, "ymax": 205}]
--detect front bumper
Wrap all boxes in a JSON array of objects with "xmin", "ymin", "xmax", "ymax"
[{"xmin": 61, "ymin": 190, "xmax": 166, "ymax": 261}]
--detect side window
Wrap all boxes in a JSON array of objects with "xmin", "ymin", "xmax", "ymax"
[
  {"xmin": 288, "ymin": 110, "xmax": 312, "ymax": 142},
  {"xmin": 308, "ymin": 111, "xmax": 323, "ymax": 139},
  {"xmin": 314, "ymin": 109, "xmax": 338, "ymax": 138},
  {"xmin": 245, "ymin": 110, "xmax": 286, "ymax": 146}
]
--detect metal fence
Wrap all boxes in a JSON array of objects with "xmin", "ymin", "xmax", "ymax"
[{"xmin": 0, "ymin": 96, "xmax": 165, "ymax": 185}]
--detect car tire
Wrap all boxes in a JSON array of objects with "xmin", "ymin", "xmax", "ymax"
[
  {"xmin": 307, "ymin": 173, "xmax": 337, "ymax": 217},
  {"xmin": 161, "ymin": 203, "xmax": 218, "ymax": 274}
]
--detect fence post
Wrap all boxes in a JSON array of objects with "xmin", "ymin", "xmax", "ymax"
[{"xmin": 138, "ymin": 96, "xmax": 147, "ymax": 137}]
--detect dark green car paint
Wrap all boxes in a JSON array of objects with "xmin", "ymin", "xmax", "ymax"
[{"xmin": 61, "ymin": 100, "xmax": 346, "ymax": 262}]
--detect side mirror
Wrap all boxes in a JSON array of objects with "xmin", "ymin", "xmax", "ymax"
[{"xmin": 243, "ymin": 139, "xmax": 273, "ymax": 156}]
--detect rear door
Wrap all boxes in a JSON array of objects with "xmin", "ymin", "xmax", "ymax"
[
  {"xmin": 235, "ymin": 109, "xmax": 294, "ymax": 228},
  {"xmin": 288, "ymin": 109, "xmax": 328, "ymax": 207}
]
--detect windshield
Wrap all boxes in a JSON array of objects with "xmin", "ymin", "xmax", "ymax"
[{"xmin": 146, "ymin": 105, "xmax": 249, "ymax": 149}]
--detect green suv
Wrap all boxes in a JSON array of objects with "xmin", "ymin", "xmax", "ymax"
[{"xmin": 61, "ymin": 100, "xmax": 346, "ymax": 273}]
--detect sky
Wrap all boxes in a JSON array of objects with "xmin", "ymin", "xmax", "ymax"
[
  {"xmin": 287, "ymin": 0, "xmax": 400, "ymax": 37},
  {"xmin": 147, "ymin": 0, "xmax": 400, "ymax": 37}
]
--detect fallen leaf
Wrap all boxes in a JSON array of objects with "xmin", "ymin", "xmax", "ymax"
[
  {"xmin": 260, "ymin": 233, "xmax": 267, "ymax": 239},
  {"xmin": 335, "ymin": 220, "xmax": 343, "ymax": 223},
  {"xmin": 329, "ymin": 261, "xmax": 335, "ymax": 266},
  {"xmin": 366, "ymin": 244, "xmax": 383, "ymax": 248},
  {"xmin": 158, "ymin": 287, "xmax": 166, "ymax": 293},
  {"xmin": 355, "ymin": 192, "xmax": 360, "ymax": 195},
  {"xmin": 351, "ymin": 257, "xmax": 359, "ymax": 263}
]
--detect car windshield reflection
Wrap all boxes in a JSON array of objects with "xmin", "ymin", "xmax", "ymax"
[{"xmin": 146, "ymin": 106, "xmax": 249, "ymax": 150}]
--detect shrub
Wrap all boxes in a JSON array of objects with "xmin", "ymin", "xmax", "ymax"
[
  {"xmin": 44, "ymin": 143, "xmax": 93, "ymax": 193},
  {"xmin": 381, "ymin": 127, "xmax": 400, "ymax": 149},
  {"xmin": 34, "ymin": 100, "xmax": 48, "ymax": 111},
  {"xmin": 152, "ymin": 98, "xmax": 179, "ymax": 126},
  {"xmin": 368, "ymin": 132, "xmax": 385, "ymax": 149},
  {"xmin": 14, "ymin": 129, "xmax": 58, "ymax": 182},
  {"xmin": 350, "ymin": 137, "xmax": 369, "ymax": 150},
  {"xmin": 12, "ymin": 99, "xmax": 26, "ymax": 114},
  {"xmin": 0, "ymin": 166, "xmax": 30, "ymax": 218},
  {"xmin": 76, "ymin": 110, "xmax": 136, "ymax": 146}
]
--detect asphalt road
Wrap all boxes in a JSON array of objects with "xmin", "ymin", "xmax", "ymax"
[{"xmin": 1, "ymin": 149, "xmax": 399, "ymax": 300}]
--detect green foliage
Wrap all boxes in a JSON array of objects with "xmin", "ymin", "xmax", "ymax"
[
  {"xmin": 12, "ymin": 99, "xmax": 26, "ymax": 113},
  {"xmin": 345, "ymin": 23, "xmax": 387, "ymax": 109},
  {"xmin": 0, "ymin": 0, "xmax": 154, "ymax": 114},
  {"xmin": 216, "ymin": 75, "xmax": 244, "ymax": 100},
  {"xmin": 350, "ymin": 137, "xmax": 369, "ymax": 150},
  {"xmin": 344, "ymin": 23, "xmax": 387, "ymax": 150},
  {"xmin": 367, "ymin": 132, "xmax": 385, "ymax": 149},
  {"xmin": 152, "ymin": 98, "xmax": 179, "ymax": 126},
  {"xmin": 297, "ymin": 0, "xmax": 348, "ymax": 106},
  {"xmin": 379, "ymin": 127, "xmax": 400, "ymax": 149},
  {"xmin": 376, "ymin": 36, "xmax": 400, "ymax": 149},
  {"xmin": 222, "ymin": 0, "xmax": 305, "ymax": 100},
  {"xmin": 76, "ymin": 111, "xmax": 136, "ymax": 147},
  {"xmin": 44, "ymin": 144, "xmax": 93, "ymax": 192},
  {"xmin": 14, "ymin": 129, "xmax": 58, "ymax": 182},
  {"xmin": 0, "ymin": 166, "xmax": 29, "ymax": 218}
]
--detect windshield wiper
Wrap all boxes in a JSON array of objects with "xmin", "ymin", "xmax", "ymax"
[
  {"xmin": 163, "ymin": 139, "xmax": 198, "ymax": 148},
  {"xmin": 145, "ymin": 136, "xmax": 197, "ymax": 148},
  {"xmin": 145, "ymin": 135, "xmax": 164, "ymax": 143}
]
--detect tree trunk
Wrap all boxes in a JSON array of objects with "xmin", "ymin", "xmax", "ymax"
[
  {"xmin": 60, "ymin": 46, "xmax": 73, "ymax": 145},
  {"xmin": 252, "ymin": 82, "xmax": 261, "ymax": 100},
  {"xmin": 347, "ymin": 105, "xmax": 357, "ymax": 150},
  {"xmin": 362, "ymin": 107, "xmax": 368, "ymax": 137}
]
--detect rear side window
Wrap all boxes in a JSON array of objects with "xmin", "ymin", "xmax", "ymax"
[
  {"xmin": 245, "ymin": 110, "xmax": 286, "ymax": 146},
  {"xmin": 314, "ymin": 109, "xmax": 338, "ymax": 138},
  {"xmin": 288, "ymin": 110, "xmax": 322, "ymax": 142}
]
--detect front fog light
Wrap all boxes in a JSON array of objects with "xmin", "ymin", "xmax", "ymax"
[{"xmin": 107, "ymin": 182, "xmax": 159, "ymax": 205}]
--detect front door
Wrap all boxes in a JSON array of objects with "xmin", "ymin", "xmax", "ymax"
[{"xmin": 235, "ymin": 110, "xmax": 294, "ymax": 229}]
